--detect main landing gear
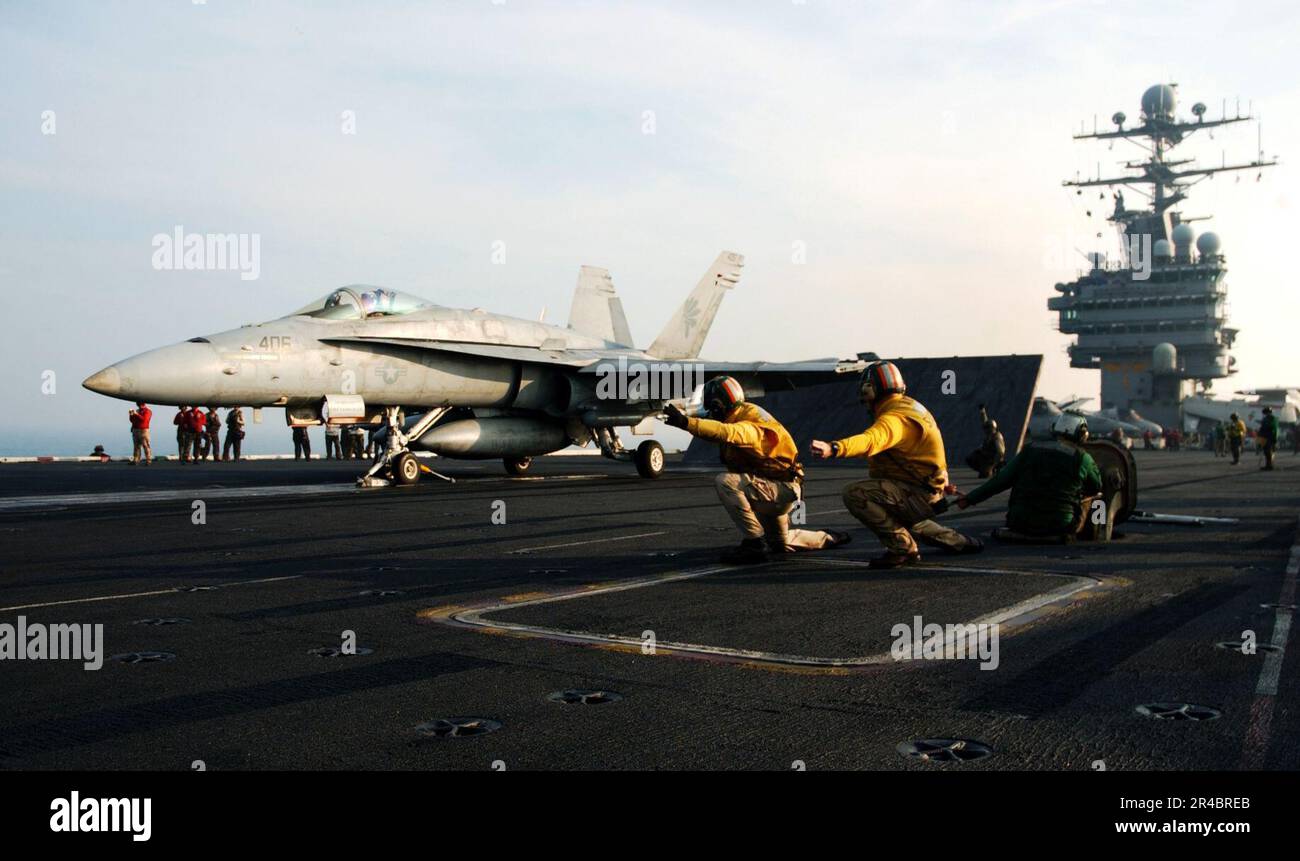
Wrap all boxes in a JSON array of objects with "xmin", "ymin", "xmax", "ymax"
[
  {"xmin": 592, "ymin": 427, "xmax": 664, "ymax": 479},
  {"xmin": 503, "ymin": 456, "xmax": 532, "ymax": 476}
]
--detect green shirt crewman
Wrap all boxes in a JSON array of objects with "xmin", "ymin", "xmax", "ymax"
[{"xmin": 958, "ymin": 413, "xmax": 1103, "ymax": 538}]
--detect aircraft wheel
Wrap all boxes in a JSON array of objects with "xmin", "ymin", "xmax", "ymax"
[
  {"xmin": 504, "ymin": 456, "xmax": 532, "ymax": 476},
  {"xmin": 394, "ymin": 452, "xmax": 421, "ymax": 485},
  {"xmin": 634, "ymin": 440, "xmax": 665, "ymax": 479}
]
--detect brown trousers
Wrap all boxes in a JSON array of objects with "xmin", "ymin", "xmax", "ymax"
[
  {"xmin": 131, "ymin": 428, "xmax": 151, "ymax": 463},
  {"xmin": 841, "ymin": 478, "xmax": 969, "ymax": 555},
  {"xmin": 715, "ymin": 473, "xmax": 836, "ymax": 551}
]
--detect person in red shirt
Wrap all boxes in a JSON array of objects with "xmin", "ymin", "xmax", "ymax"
[
  {"xmin": 187, "ymin": 407, "xmax": 207, "ymax": 463},
  {"xmin": 174, "ymin": 406, "xmax": 192, "ymax": 462},
  {"xmin": 128, "ymin": 402, "xmax": 152, "ymax": 464}
]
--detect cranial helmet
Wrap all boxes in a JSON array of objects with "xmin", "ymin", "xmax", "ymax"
[
  {"xmin": 1051, "ymin": 413, "xmax": 1089, "ymax": 443},
  {"xmin": 700, "ymin": 376, "xmax": 745, "ymax": 420},
  {"xmin": 859, "ymin": 361, "xmax": 905, "ymax": 405}
]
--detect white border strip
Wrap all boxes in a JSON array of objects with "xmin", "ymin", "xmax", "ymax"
[
  {"xmin": 445, "ymin": 562, "xmax": 1104, "ymax": 668},
  {"xmin": 0, "ymin": 575, "xmax": 302, "ymax": 613}
]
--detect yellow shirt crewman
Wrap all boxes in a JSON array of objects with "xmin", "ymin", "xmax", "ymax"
[
  {"xmin": 811, "ymin": 361, "xmax": 982, "ymax": 569},
  {"xmin": 665, "ymin": 376, "xmax": 850, "ymax": 564}
]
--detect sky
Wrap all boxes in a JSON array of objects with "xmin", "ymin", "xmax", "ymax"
[{"xmin": 1, "ymin": 0, "xmax": 1296, "ymax": 455}]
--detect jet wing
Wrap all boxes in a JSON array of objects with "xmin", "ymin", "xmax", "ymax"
[
  {"xmin": 320, "ymin": 336, "xmax": 627, "ymax": 368},
  {"xmin": 324, "ymin": 337, "xmax": 864, "ymax": 397}
]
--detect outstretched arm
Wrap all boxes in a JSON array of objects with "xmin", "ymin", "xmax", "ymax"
[
  {"xmin": 812, "ymin": 412, "xmax": 910, "ymax": 460},
  {"xmin": 962, "ymin": 450, "xmax": 1024, "ymax": 507}
]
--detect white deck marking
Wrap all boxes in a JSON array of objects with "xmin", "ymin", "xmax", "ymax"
[
  {"xmin": 442, "ymin": 562, "xmax": 1103, "ymax": 669},
  {"xmin": 1240, "ymin": 517, "xmax": 1299, "ymax": 768},
  {"xmin": 1253, "ymin": 538, "xmax": 1298, "ymax": 698},
  {"xmin": 507, "ymin": 531, "xmax": 669, "ymax": 555},
  {"xmin": 0, "ymin": 473, "xmax": 614, "ymax": 512},
  {"xmin": 0, "ymin": 575, "xmax": 302, "ymax": 613},
  {"xmin": 0, "ymin": 484, "xmax": 362, "ymax": 512}
]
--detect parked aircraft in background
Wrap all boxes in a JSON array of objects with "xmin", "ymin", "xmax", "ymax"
[
  {"xmin": 1027, "ymin": 396, "xmax": 1147, "ymax": 442},
  {"xmin": 1182, "ymin": 388, "xmax": 1300, "ymax": 432}
]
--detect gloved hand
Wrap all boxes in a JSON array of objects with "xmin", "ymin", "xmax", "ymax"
[{"xmin": 663, "ymin": 403, "xmax": 690, "ymax": 429}]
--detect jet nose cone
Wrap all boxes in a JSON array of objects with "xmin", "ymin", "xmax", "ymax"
[{"xmin": 83, "ymin": 366, "xmax": 123, "ymax": 396}]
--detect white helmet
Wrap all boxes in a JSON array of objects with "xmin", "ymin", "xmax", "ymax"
[{"xmin": 1051, "ymin": 413, "xmax": 1089, "ymax": 443}]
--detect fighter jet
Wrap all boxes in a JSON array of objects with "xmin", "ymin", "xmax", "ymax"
[
  {"xmin": 1096, "ymin": 406, "xmax": 1164, "ymax": 439},
  {"xmin": 1027, "ymin": 396, "xmax": 1146, "ymax": 442},
  {"xmin": 84, "ymin": 252, "xmax": 862, "ymax": 485},
  {"xmin": 1182, "ymin": 388, "xmax": 1300, "ymax": 433}
]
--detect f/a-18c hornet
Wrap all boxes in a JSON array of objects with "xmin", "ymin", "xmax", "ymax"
[{"xmin": 84, "ymin": 252, "xmax": 863, "ymax": 486}]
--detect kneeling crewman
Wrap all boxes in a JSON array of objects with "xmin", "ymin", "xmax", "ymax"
[
  {"xmin": 956, "ymin": 413, "xmax": 1102, "ymax": 542},
  {"xmin": 664, "ymin": 376, "xmax": 849, "ymax": 563},
  {"xmin": 810, "ymin": 361, "xmax": 983, "ymax": 569}
]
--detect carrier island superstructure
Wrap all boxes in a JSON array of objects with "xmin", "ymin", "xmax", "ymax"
[{"xmin": 1048, "ymin": 83, "xmax": 1277, "ymax": 430}]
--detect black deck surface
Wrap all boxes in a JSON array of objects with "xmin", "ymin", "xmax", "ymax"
[{"xmin": 1, "ymin": 451, "xmax": 1297, "ymax": 770}]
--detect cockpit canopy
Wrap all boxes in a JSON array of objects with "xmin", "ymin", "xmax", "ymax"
[{"xmin": 289, "ymin": 286, "xmax": 436, "ymax": 321}]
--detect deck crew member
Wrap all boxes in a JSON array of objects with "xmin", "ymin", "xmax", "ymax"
[
  {"xmin": 223, "ymin": 407, "xmax": 245, "ymax": 461},
  {"xmin": 292, "ymin": 425, "xmax": 313, "ymax": 460},
  {"xmin": 187, "ymin": 404, "xmax": 207, "ymax": 462},
  {"xmin": 202, "ymin": 407, "xmax": 222, "ymax": 461},
  {"xmin": 1227, "ymin": 413, "xmax": 1246, "ymax": 465},
  {"xmin": 664, "ymin": 376, "xmax": 849, "ymax": 564},
  {"xmin": 956, "ymin": 413, "xmax": 1103, "ymax": 542},
  {"xmin": 1259, "ymin": 406, "xmax": 1279, "ymax": 471},
  {"xmin": 128, "ymin": 402, "xmax": 152, "ymax": 465},
  {"xmin": 325, "ymin": 424, "xmax": 343, "ymax": 459},
  {"xmin": 964, "ymin": 404, "xmax": 1006, "ymax": 478},
  {"xmin": 810, "ymin": 361, "xmax": 982, "ymax": 569},
  {"xmin": 174, "ymin": 406, "xmax": 192, "ymax": 462}
]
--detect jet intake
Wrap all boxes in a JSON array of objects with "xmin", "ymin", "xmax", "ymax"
[{"xmin": 416, "ymin": 417, "xmax": 569, "ymax": 458}]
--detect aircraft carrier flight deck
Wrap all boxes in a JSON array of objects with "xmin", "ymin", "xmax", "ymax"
[{"xmin": 2, "ymin": 452, "xmax": 1296, "ymax": 771}]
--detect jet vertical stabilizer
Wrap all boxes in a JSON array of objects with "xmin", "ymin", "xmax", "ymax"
[
  {"xmin": 567, "ymin": 265, "xmax": 634, "ymax": 347},
  {"xmin": 648, "ymin": 251, "xmax": 743, "ymax": 360}
]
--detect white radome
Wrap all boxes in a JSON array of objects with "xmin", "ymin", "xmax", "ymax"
[
  {"xmin": 1141, "ymin": 84, "xmax": 1177, "ymax": 119},
  {"xmin": 1196, "ymin": 231, "xmax": 1221, "ymax": 257},
  {"xmin": 1171, "ymin": 223, "xmax": 1195, "ymax": 245},
  {"xmin": 1153, "ymin": 343, "xmax": 1178, "ymax": 374}
]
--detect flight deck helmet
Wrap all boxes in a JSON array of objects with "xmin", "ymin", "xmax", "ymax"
[
  {"xmin": 700, "ymin": 376, "xmax": 745, "ymax": 420},
  {"xmin": 1051, "ymin": 413, "xmax": 1089, "ymax": 443},
  {"xmin": 859, "ymin": 361, "xmax": 906, "ymax": 405}
]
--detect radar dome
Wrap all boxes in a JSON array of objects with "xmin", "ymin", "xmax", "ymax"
[
  {"xmin": 1196, "ymin": 231, "xmax": 1221, "ymax": 257},
  {"xmin": 1153, "ymin": 343, "xmax": 1177, "ymax": 374},
  {"xmin": 1141, "ymin": 84, "xmax": 1176, "ymax": 119},
  {"xmin": 1171, "ymin": 223, "xmax": 1195, "ymax": 262},
  {"xmin": 1153, "ymin": 238, "xmax": 1172, "ymax": 259}
]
